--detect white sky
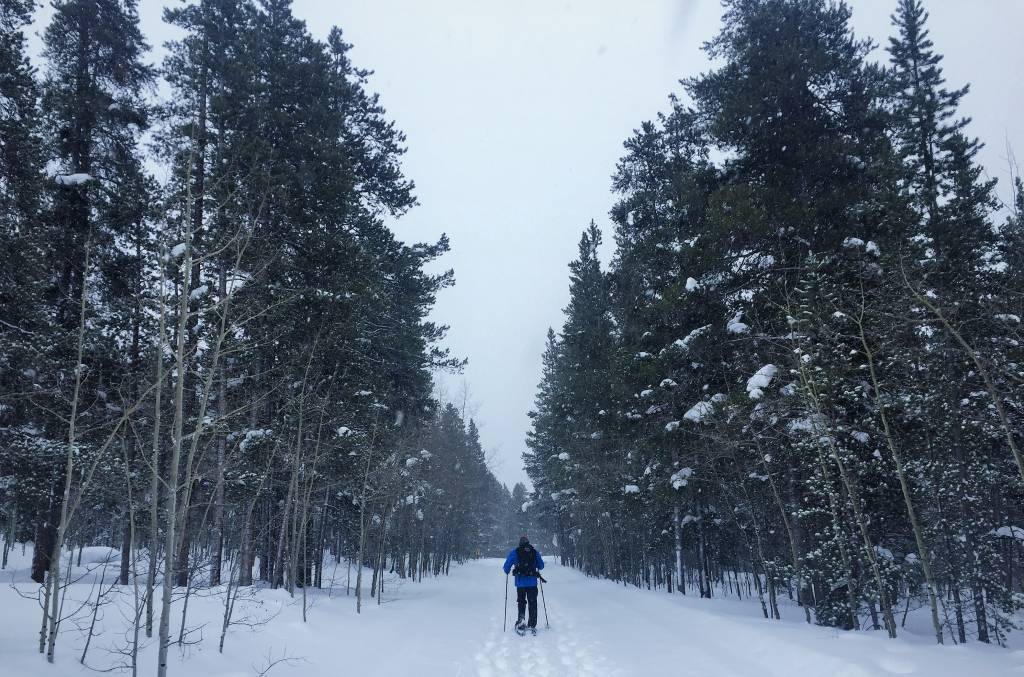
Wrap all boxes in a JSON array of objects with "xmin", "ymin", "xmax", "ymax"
[{"xmin": 31, "ymin": 1, "xmax": 1024, "ymax": 489}]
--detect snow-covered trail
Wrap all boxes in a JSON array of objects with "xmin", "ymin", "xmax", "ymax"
[
  {"xmin": 3, "ymin": 553, "xmax": 1022, "ymax": 676},
  {"xmin": 473, "ymin": 559, "xmax": 1021, "ymax": 677}
]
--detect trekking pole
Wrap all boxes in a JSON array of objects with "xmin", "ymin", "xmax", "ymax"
[
  {"xmin": 503, "ymin": 573, "xmax": 509, "ymax": 632},
  {"xmin": 539, "ymin": 578, "xmax": 550, "ymax": 629}
]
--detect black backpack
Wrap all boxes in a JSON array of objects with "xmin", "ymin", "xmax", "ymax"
[{"xmin": 512, "ymin": 543, "xmax": 538, "ymax": 577}]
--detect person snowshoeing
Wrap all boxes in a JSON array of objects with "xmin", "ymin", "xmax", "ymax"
[{"xmin": 503, "ymin": 535, "xmax": 545, "ymax": 635}]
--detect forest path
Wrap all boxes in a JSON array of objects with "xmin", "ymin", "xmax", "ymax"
[
  {"xmin": 459, "ymin": 558, "xmax": 1019, "ymax": 677},
  {"xmin": 3, "ymin": 552, "xmax": 1020, "ymax": 676}
]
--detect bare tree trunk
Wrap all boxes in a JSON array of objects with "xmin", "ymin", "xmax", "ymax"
[
  {"xmin": 762, "ymin": 448, "xmax": 811, "ymax": 623},
  {"xmin": 855, "ymin": 302, "xmax": 943, "ymax": 643},
  {"xmin": 157, "ymin": 208, "xmax": 194, "ymax": 677},
  {"xmin": 146, "ymin": 253, "xmax": 167, "ymax": 638},
  {"xmin": 238, "ymin": 508, "xmax": 253, "ymax": 587},
  {"xmin": 209, "ymin": 264, "xmax": 228, "ymax": 587},
  {"xmin": 44, "ymin": 242, "xmax": 91, "ymax": 663},
  {"xmin": 796, "ymin": 352, "xmax": 894, "ymax": 635},
  {"xmin": 2, "ymin": 505, "xmax": 14, "ymax": 569}
]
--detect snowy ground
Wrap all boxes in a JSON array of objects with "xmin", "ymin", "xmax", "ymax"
[{"xmin": 2, "ymin": 545, "xmax": 1023, "ymax": 676}]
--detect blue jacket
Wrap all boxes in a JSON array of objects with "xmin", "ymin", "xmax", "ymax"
[{"xmin": 503, "ymin": 546, "xmax": 545, "ymax": 588}]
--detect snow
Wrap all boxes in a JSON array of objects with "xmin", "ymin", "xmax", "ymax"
[
  {"xmin": 851, "ymin": 431, "xmax": 870, "ymax": 444},
  {"xmin": 623, "ymin": 484, "xmax": 641, "ymax": 494},
  {"xmin": 995, "ymin": 314, "xmax": 1021, "ymax": 324},
  {"xmin": 336, "ymin": 426, "xmax": 353, "ymax": 437},
  {"xmin": 684, "ymin": 401, "xmax": 714, "ymax": 423},
  {"xmin": 640, "ymin": 389, "xmax": 655, "ymax": 398},
  {"xmin": 55, "ymin": 173, "xmax": 93, "ymax": 186},
  {"xmin": 745, "ymin": 364, "xmax": 777, "ymax": 400},
  {"xmin": 664, "ymin": 420, "xmax": 680, "ymax": 432},
  {"xmin": 726, "ymin": 313, "xmax": 750, "ymax": 334},
  {"xmin": 659, "ymin": 378, "xmax": 677, "ymax": 389},
  {"xmin": 635, "ymin": 352, "xmax": 652, "ymax": 360},
  {"xmin": 788, "ymin": 417, "xmax": 815, "ymax": 434},
  {"xmin": 238, "ymin": 428, "xmax": 271, "ymax": 451},
  {"xmin": 169, "ymin": 243, "xmax": 187, "ymax": 259},
  {"xmin": 76, "ymin": 546, "xmax": 119, "ymax": 564},
  {"xmin": 673, "ymin": 324, "xmax": 711, "ymax": 351},
  {"xmin": 189, "ymin": 284, "xmax": 209, "ymax": 300},
  {"xmin": 685, "ymin": 277, "xmax": 700, "ymax": 291},
  {"xmin": 670, "ymin": 467, "xmax": 693, "ymax": 489},
  {"xmin": 1, "ymin": 548, "xmax": 1018, "ymax": 677},
  {"xmin": 991, "ymin": 526, "xmax": 1024, "ymax": 541},
  {"xmin": 557, "ymin": 452, "xmax": 570, "ymax": 461},
  {"xmin": 843, "ymin": 237, "xmax": 865, "ymax": 249}
]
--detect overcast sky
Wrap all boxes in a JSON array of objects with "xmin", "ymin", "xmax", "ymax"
[{"xmin": 32, "ymin": 0, "xmax": 1024, "ymax": 489}]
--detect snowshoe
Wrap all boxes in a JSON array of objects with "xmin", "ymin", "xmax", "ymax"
[
  {"xmin": 515, "ymin": 620, "xmax": 526, "ymax": 636},
  {"xmin": 530, "ymin": 628, "xmax": 537, "ymax": 636}
]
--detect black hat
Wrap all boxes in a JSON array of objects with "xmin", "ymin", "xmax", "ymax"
[{"xmin": 519, "ymin": 535, "xmax": 529, "ymax": 545}]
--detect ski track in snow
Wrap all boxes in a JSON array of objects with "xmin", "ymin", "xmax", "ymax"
[
  {"xmin": 475, "ymin": 584, "xmax": 609, "ymax": 677},
  {"xmin": 2, "ymin": 553, "xmax": 1023, "ymax": 676}
]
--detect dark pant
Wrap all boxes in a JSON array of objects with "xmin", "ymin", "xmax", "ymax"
[{"xmin": 516, "ymin": 586, "xmax": 538, "ymax": 628}]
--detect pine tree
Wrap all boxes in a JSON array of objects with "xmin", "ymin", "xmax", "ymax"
[
  {"xmin": 0, "ymin": 0, "xmax": 47, "ymax": 580},
  {"xmin": 888, "ymin": 0, "xmax": 969, "ymax": 226}
]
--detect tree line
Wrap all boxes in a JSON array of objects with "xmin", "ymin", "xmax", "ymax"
[
  {"xmin": 526, "ymin": 0, "xmax": 1023, "ymax": 646},
  {"xmin": 0, "ymin": 0, "xmax": 523, "ymax": 673}
]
